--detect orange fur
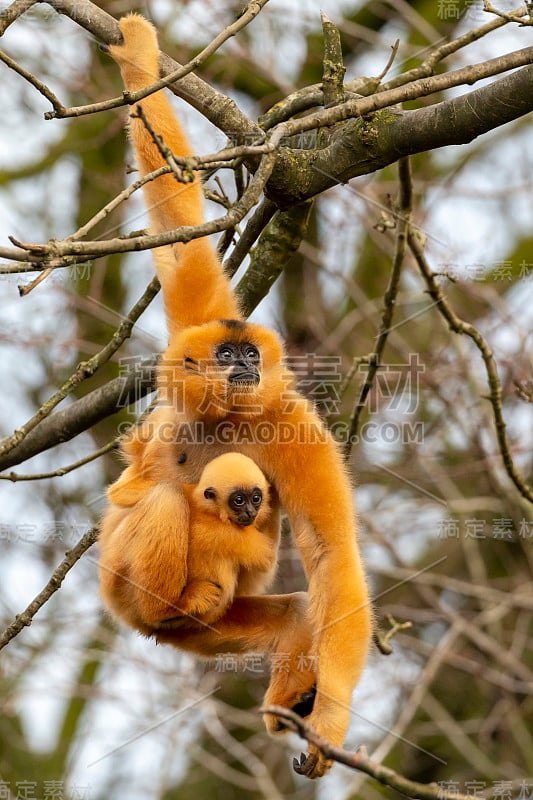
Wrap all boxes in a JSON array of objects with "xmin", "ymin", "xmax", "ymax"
[
  {"xmin": 101, "ymin": 14, "xmax": 372, "ymax": 779},
  {"xmin": 100, "ymin": 453, "xmax": 276, "ymax": 631}
]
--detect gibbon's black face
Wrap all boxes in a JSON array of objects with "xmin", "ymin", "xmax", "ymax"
[
  {"xmin": 227, "ymin": 486, "xmax": 263, "ymax": 526},
  {"xmin": 204, "ymin": 485, "xmax": 263, "ymax": 526},
  {"xmin": 215, "ymin": 341, "xmax": 260, "ymax": 386}
]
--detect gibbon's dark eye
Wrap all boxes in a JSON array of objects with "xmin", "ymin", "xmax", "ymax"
[
  {"xmin": 231, "ymin": 494, "xmax": 246, "ymax": 507},
  {"xmin": 216, "ymin": 344, "xmax": 235, "ymax": 362},
  {"xmin": 245, "ymin": 345, "xmax": 259, "ymax": 362},
  {"xmin": 251, "ymin": 490, "xmax": 263, "ymax": 506}
]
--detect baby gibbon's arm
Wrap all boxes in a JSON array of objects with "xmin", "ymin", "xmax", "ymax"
[{"xmin": 109, "ymin": 15, "xmax": 241, "ymax": 338}]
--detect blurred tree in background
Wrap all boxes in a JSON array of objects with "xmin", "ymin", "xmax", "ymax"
[{"xmin": 0, "ymin": 1, "xmax": 532, "ymax": 798}]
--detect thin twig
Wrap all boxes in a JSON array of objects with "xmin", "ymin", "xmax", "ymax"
[
  {"xmin": 0, "ymin": 527, "xmax": 99, "ymax": 651},
  {"xmin": 408, "ymin": 230, "xmax": 533, "ymax": 504},
  {"xmin": 0, "ymin": 438, "xmax": 119, "ymax": 482},
  {"xmin": 0, "ymin": 48, "xmax": 66, "ymax": 112},
  {"xmin": 344, "ymin": 157, "xmax": 412, "ymax": 457},
  {"xmin": 260, "ymin": 706, "xmax": 473, "ymax": 800},
  {"xmin": 0, "ymin": 278, "xmax": 160, "ymax": 459},
  {"xmin": 483, "ymin": 1, "xmax": 533, "ymax": 25},
  {"xmin": 1, "ymin": 131, "xmax": 284, "ymax": 265},
  {"xmin": 382, "ymin": 5, "xmax": 528, "ymax": 92},
  {"xmin": 222, "ymin": 198, "xmax": 277, "ymax": 277}
]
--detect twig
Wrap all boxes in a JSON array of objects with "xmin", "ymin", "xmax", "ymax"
[
  {"xmin": 0, "ymin": 0, "xmax": 38, "ymax": 35},
  {"xmin": 0, "ymin": 278, "xmax": 160, "ymax": 459},
  {"xmin": 222, "ymin": 198, "xmax": 277, "ymax": 277},
  {"xmin": 408, "ymin": 230, "xmax": 533, "ymax": 504},
  {"xmin": 133, "ymin": 106, "xmax": 195, "ymax": 185},
  {"xmin": 373, "ymin": 614, "xmax": 413, "ymax": 656},
  {"xmin": 0, "ymin": 48, "xmax": 66, "ymax": 113},
  {"xmin": 260, "ymin": 706, "xmax": 473, "ymax": 800},
  {"xmin": 483, "ymin": 1, "xmax": 533, "ymax": 25},
  {"xmin": 0, "ymin": 131, "xmax": 283, "ymax": 265},
  {"xmin": 0, "ymin": 438, "xmax": 119, "ymax": 481},
  {"xmin": 67, "ymin": 166, "xmax": 170, "ymax": 242},
  {"xmin": 18, "ymin": 266, "xmax": 53, "ymax": 296},
  {"xmin": 0, "ymin": 527, "xmax": 99, "ymax": 651},
  {"xmin": 383, "ymin": 5, "xmax": 528, "ymax": 92},
  {"xmin": 344, "ymin": 157, "xmax": 412, "ymax": 457},
  {"xmin": 236, "ymin": 202, "xmax": 313, "ymax": 316},
  {"xmin": 321, "ymin": 12, "xmax": 345, "ymax": 107},
  {"xmin": 377, "ymin": 39, "xmax": 400, "ymax": 83}
]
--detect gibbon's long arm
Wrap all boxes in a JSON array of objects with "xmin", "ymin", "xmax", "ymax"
[
  {"xmin": 109, "ymin": 16, "xmax": 241, "ymax": 338},
  {"xmin": 104, "ymin": 15, "xmax": 372, "ymax": 780}
]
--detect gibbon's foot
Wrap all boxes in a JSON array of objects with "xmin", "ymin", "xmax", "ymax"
[{"xmin": 293, "ymin": 746, "xmax": 333, "ymax": 780}]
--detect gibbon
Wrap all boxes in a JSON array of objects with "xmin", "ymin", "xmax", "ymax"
[
  {"xmin": 100, "ymin": 453, "xmax": 276, "ymax": 631},
  {"xmin": 102, "ymin": 14, "xmax": 372, "ymax": 779}
]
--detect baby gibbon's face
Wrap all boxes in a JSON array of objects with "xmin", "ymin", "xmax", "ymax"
[
  {"xmin": 225, "ymin": 485, "xmax": 264, "ymax": 526},
  {"xmin": 194, "ymin": 452, "xmax": 270, "ymax": 526}
]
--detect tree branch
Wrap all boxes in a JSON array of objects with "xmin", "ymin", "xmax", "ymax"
[
  {"xmin": 408, "ymin": 231, "xmax": 533, "ymax": 505},
  {"xmin": 260, "ymin": 706, "xmax": 474, "ymax": 800},
  {"xmin": 268, "ymin": 62, "xmax": 533, "ymax": 207},
  {"xmin": 0, "ymin": 356, "xmax": 157, "ymax": 472},
  {"xmin": 0, "ymin": 526, "xmax": 99, "ymax": 651},
  {"xmin": 344, "ymin": 157, "xmax": 411, "ymax": 456},
  {"xmin": 0, "ymin": 278, "xmax": 159, "ymax": 460},
  {"xmin": 236, "ymin": 202, "xmax": 313, "ymax": 316}
]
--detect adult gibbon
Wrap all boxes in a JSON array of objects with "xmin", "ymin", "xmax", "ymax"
[
  {"xmin": 101, "ymin": 14, "xmax": 372, "ymax": 779},
  {"xmin": 100, "ymin": 452, "xmax": 276, "ymax": 630}
]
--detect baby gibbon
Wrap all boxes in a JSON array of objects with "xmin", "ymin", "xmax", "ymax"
[
  {"xmin": 178, "ymin": 453, "xmax": 275, "ymax": 625},
  {"xmin": 99, "ymin": 453, "xmax": 276, "ymax": 631}
]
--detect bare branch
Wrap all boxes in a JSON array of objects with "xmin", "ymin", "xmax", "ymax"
[
  {"xmin": 39, "ymin": 0, "xmax": 262, "ymax": 145},
  {"xmin": 260, "ymin": 706, "xmax": 473, "ymax": 800},
  {"xmin": 275, "ymin": 46, "xmax": 533, "ymax": 138},
  {"xmin": 320, "ymin": 12, "xmax": 345, "ymax": 107},
  {"xmin": 0, "ymin": 48, "xmax": 66, "ymax": 112},
  {"xmin": 0, "ymin": 357, "xmax": 156, "ymax": 472},
  {"xmin": 1, "ymin": 132, "xmax": 282, "ymax": 264},
  {"xmin": 483, "ymin": 1, "xmax": 533, "ymax": 25},
  {"xmin": 0, "ymin": 438, "xmax": 119, "ymax": 482},
  {"xmin": 383, "ymin": 5, "xmax": 528, "ymax": 91},
  {"xmin": 0, "ymin": 278, "xmax": 159, "ymax": 459},
  {"xmin": 0, "ymin": 526, "xmax": 99, "ymax": 651},
  {"xmin": 344, "ymin": 157, "xmax": 412, "ymax": 456},
  {"xmin": 408, "ymin": 231, "xmax": 533, "ymax": 505}
]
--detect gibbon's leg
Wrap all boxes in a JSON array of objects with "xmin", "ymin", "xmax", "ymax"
[
  {"xmin": 99, "ymin": 483, "xmax": 191, "ymax": 632},
  {"xmin": 156, "ymin": 593, "xmax": 317, "ymax": 717},
  {"xmin": 159, "ymin": 578, "xmax": 224, "ymax": 624},
  {"xmin": 108, "ymin": 15, "xmax": 242, "ymax": 337}
]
